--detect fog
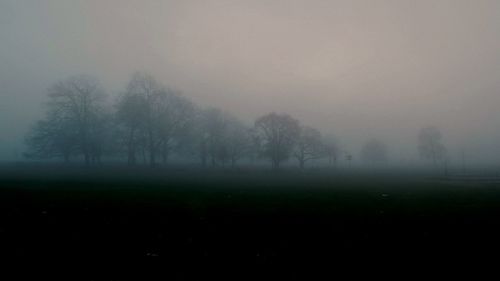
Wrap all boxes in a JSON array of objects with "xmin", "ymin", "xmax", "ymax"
[{"xmin": 2, "ymin": 0, "xmax": 500, "ymax": 166}]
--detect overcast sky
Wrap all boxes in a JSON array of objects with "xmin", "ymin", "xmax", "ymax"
[{"xmin": 1, "ymin": 0, "xmax": 500, "ymax": 163}]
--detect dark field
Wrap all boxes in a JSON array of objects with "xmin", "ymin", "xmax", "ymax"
[{"xmin": 1, "ymin": 164, "xmax": 500, "ymax": 278}]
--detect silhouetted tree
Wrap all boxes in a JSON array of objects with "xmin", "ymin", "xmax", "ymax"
[
  {"xmin": 117, "ymin": 72, "xmax": 196, "ymax": 166},
  {"xmin": 184, "ymin": 108, "xmax": 209, "ymax": 167},
  {"xmin": 200, "ymin": 108, "xmax": 228, "ymax": 166},
  {"xmin": 115, "ymin": 90, "xmax": 148, "ymax": 165},
  {"xmin": 293, "ymin": 126, "xmax": 324, "ymax": 169},
  {"xmin": 124, "ymin": 72, "xmax": 166, "ymax": 167},
  {"xmin": 156, "ymin": 90, "xmax": 196, "ymax": 164},
  {"xmin": 24, "ymin": 113, "xmax": 78, "ymax": 162},
  {"xmin": 26, "ymin": 75, "xmax": 108, "ymax": 165},
  {"xmin": 254, "ymin": 112, "xmax": 300, "ymax": 169},
  {"xmin": 323, "ymin": 135, "xmax": 340, "ymax": 167},
  {"xmin": 87, "ymin": 109, "xmax": 113, "ymax": 164},
  {"xmin": 193, "ymin": 109, "xmax": 249, "ymax": 167},
  {"xmin": 247, "ymin": 128, "xmax": 263, "ymax": 163},
  {"xmin": 418, "ymin": 127, "xmax": 447, "ymax": 166},
  {"xmin": 225, "ymin": 116, "xmax": 251, "ymax": 168}
]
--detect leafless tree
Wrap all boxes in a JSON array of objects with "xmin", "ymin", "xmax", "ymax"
[
  {"xmin": 184, "ymin": 108, "xmax": 210, "ymax": 167},
  {"xmin": 225, "ymin": 116, "xmax": 251, "ymax": 168},
  {"xmin": 117, "ymin": 72, "xmax": 196, "ymax": 167},
  {"xmin": 115, "ymin": 91, "xmax": 148, "ymax": 165},
  {"xmin": 199, "ymin": 108, "xmax": 227, "ymax": 166},
  {"xmin": 194, "ymin": 108, "xmax": 249, "ymax": 167},
  {"xmin": 26, "ymin": 75, "xmax": 108, "ymax": 165},
  {"xmin": 254, "ymin": 112, "xmax": 300, "ymax": 169},
  {"xmin": 156, "ymin": 89, "xmax": 196, "ymax": 164},
  {"xmin": 418, "ymin": 126, "xmax": 447, "ymax": 166},
  {"xmin": 124, "ymin": 72, "xmax": 166, "ymax": 167},
  {"xmin": 24, "ymin": 111, "xmax": 78, "ymax": 162},
  {"xmin": 323, "ymin": 135, "xmax": 340, "ymax": 167},
  {"xmin": 247, "ymin": 128, "xmax": 263, "ymax": 163},
  {"xmin": 293, "ymin": 126, "xmax": 324, "ymax": 169}
]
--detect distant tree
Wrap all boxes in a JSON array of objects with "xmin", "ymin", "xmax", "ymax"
[
  {"xmin": 200, "ymin": 108, "xmax": 228, "ymax": 166},
  {"xmin": 118, "ymin": 72, "xmax": 195, "ymax": 167},
  {"xmin": 254, "ymin": 112, "xmax": 300, "ymax": 169},
  {"xmin": 123, "ymin": 72, "xmax": 165, "ymax": 167},
  {"xmin": 225, "ymin": 116, "xmax": 251, "ymax": 168},
  {"xmin": 184, "ymin": 109, "xmax": 208, "ymax": 167},
  {"xmin": 24, "ymin": 113, "xmax": 78, "ymax": 162},
  {"xmin": 87, "ymin": 109, "xmax": 113, "ymax": 164},
  {"xmin": 192, "ymin": 108, "xmax": 249, "ymax": 167},
  {"xmin": 156, "ymin": 89, "xmax": 196, "ymax": 164},
  {"xmin": 293, "ymin": 126, "xmax": 324, "ymax": 169},
  {"xmin": 115, "ymin": 91, "xmax": 148, "ymax": 165},
  {"xmin": 26, "ymin": 75, "xmax": 108, "ymax": 165},
  {"xmin": 418, "ymin": 127, "xmax": 447, "ymax": 166},
  {"xmin": 361, "ymin": 139, "xmax": 388, "ymax": 163},
  {"xmin": 247, "ymin": 128, "xmax": 263, "ymax": 163},
  {"xmin": 323, "ymin": 135, "xmax": 340, "ymax": 167}
]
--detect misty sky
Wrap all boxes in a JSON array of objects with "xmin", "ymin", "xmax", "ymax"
[{"xmin": 2, "ymin": 0, "xmax": 500, "ymax": 163}]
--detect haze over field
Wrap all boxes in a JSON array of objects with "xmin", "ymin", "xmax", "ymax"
[{"xmin": 2, "ymin": 0, "xmax": 500, "ymax": 165}]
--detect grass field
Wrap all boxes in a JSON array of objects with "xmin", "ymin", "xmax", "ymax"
[{"xmin": 1, "ymin": 163, "xmax": 500, "ymax": 278}]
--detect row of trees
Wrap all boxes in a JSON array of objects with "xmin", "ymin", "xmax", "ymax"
[{"xmin": 25, "ymin": 73, "xmax": 448, "ymax": 169}]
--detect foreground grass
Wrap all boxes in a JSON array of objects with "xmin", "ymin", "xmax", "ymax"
[{"xmin": 1, "ymin": 164, "xmax": 500, "ymax": 278}]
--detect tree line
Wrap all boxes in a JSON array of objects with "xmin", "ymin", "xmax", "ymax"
[{"xmin": 24, "ymin": 73, "xmax": 448, "ymax": 169}]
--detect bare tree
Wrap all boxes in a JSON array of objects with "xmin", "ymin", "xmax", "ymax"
[
  {"xmin": 247, "ymin": 128, "xmax": 263, "ymax": 164},
  {"xmin": 24, "ymin": 111, "xmax": 78, "ymax": 162},
  {"xmin": 418, "ymin": 126, "xmax": 447, "ymax": 166},
  {"xmin": 26, "ymin": 75, "xmax": 108, "ymax": 165},
  {"xmin": 185, "ymin": 108, "xmax": 210, "ymax": 167},
  {"xmin": 125, "ymin": 72, "xmax": 166, "ymax": 167},
  {"xmin": 156, "ymin": 89, "xmax": 196, "ymax": 164},
  {"xmin": 199, "ymin": 108, "xmax": 227, "ymax": 166},
  {"xmin": 254, "ymin": 112, "xmax": 300, "ymax": 169},
  {"xmin": 293, "ymin": 126, "xmax": 324, "ymax": 169},
  {"xmin": 225, "ymin": 116, "xmax": 251, "ymax": 168},
  {"xmin": 195, "ymin": 108, "xmax": 249, "ymax": 167},
  {"xmin": 87, "ymin": 109, "xmax": 113, "ymax": 164},
  {"xmin": 115, "ymin": 91, "xmax": 148, "ymax": 165},
  {"xmin": 323, "ymin": 135, "xmax": 340, "ymax": 167},
  {"xmin": 361, "ymin": 139, "xmax": 388, "ymax": 164},
  {"xmin": 117, "ymin": 72, "xmax": 196, "ymax": 167}
]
